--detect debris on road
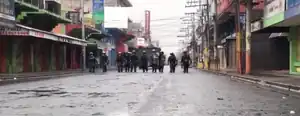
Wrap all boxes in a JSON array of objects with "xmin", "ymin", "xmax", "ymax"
[{"xmin": 217, "ymin": 97, "xmax": 224, "ymax": 100}]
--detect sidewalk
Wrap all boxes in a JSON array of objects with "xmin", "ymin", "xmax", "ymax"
[
  {"xmin": 200, "ymin": 69, "xmax": 300, "ymax": 93},
  {"xmin": 0, "ymin": 69, "xmax": 85, "ymax": 86}
]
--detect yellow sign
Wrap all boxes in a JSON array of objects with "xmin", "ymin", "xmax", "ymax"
[{"xmin": 84, "ymin": 14, "xmax": 95, "ymax": 28}]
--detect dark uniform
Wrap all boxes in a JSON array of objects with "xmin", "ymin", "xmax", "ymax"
[
  {"xmin": 101, "ymin": 53, "xmax": 109, "ymax": 72},
  {"xmin": 116, "ymin": 52, "xmax": 123, "ymax": 72},
  {"xmin": 88, "ymin": 52, "xmax": 97, "ymax": 73},
  {"xmin": 130, "ymin": 52, "xmax": 139, "ymax": 72},
  {"xmin": 150, "ymin": 53, "xmax": 159, "ymax": 73},
  {"xmin": 124, "ymin": 52, "xmax": 131, "ymax": 72},
  {"xmin": 168, "ymin": 53, "xmax": 177, "ymax": 73},
  {"xmin": 158, "ymin": 52, "xmax": 166, "ymax": 73},
  {"xmin": 140, "ymin": 52, "xmax": 148, "ymax": 72},
  {"xmin": 181, "ymin": 52, "xmax": 191, "ymax": 73}
]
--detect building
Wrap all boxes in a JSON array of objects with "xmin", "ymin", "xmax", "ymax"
[
  {"xmin": 0, "ymin": 0, "xmax": 16, "ymax": 28},
  {"xmin": 251, "ymin": 0, "xmax": 300, "ymax": 75},
  {"xmin": 105, "ymin": 0, "xmax": 132, "ymax": 7},
  {"xmin": 126, "ymin": 22, "xmax": 144, "ymax": 48},
  {"xmin": 0, "ymin": 0, "xmax": 88, "ymax": 74},
  {"xmin": 105, "ymin": 0, "xmax": 134, "ymax": 53},
  {"xmin": 205, "ymin": 0, "xmax": 267, "ymax": 73}
]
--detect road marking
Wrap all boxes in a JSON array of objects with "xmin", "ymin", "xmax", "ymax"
[{"xmin": 130, "ymin": 76, "xmax": 165, "ymax": 116}]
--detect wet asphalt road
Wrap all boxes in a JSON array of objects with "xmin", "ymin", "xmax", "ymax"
[{"xmin": 0, "ymin": 68, "xmax": 299, "ymax": 116}]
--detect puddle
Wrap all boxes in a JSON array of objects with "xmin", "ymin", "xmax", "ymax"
[
  {"xmin": 123, "ymin": 82, "xmax": 138, "ymax": 86},
  {"xmin": 92, "ymin": 112, "xmax": 105, "ymax": 116},
  {"xmin": 88, "ymin": 92, "xmax": 116, "ymax": 98},
  {"xmin": 8, "ymin": 88, "xmax": 68, "ymax": 98}
]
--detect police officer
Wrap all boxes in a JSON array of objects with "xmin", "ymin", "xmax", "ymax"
[
  {"xmin": 168, "ymin": 53, "xmax": 177, "ymax": 73},
  {"xmin": 88, "ymin": 52, "xmax": 97, "ymax": 73},
  {"xmin": 140, "ymin": 51, "xmax": 148, "ymax": 72},
  {"xmin": 101, "ymin": 52, "xmax": 109, "ymax": 72},
  {"xmin": 121, "ymin": 52, "xmax": 126, "ymax": 71},
  {"xmin": 181, "ymin": 51, "xmax": 192, "ymax": 73},
  {"xmin": 123, "ymin": 52, "xmax": 129, "ymax": 72},
  {"xmin": 116, "ymin": 52, "xmax": 123, "ymax": 72},
  {"xmin": 130, "ymin": 51, "xmax": 139, "ymax": 72},
  {"xmin": 158, "ymin": 51, "xmax": 166, "ymax": 73},
  {"xmin": 150, "ymin": 52, "xmax": 159, "ymax": 73}
]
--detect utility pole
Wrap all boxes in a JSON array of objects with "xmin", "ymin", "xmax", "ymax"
[
  {"xmin": 80, "ymin": 0, "xmax": 86, "ymax": 71},
  {"xmin": 213, "ymin": 0, "xmax": 218, "ymax": 70},
  {"xmin": 185, "ymin": 0, "xmax": 205, "ymax": 67},
  {"xmin": 204, "ymin": 0, "xmax": 210, "ymax": 69},
  {"xmin": 234, "ymin": 0, "xmax": 242, "ymax": 74},
  {"xmin": 184, "ymin": 12, "xmax": 197, "ymax": 66},
  {"xmin": 245, "ymin": 0, "xmax": 252, "ymax": 74}
]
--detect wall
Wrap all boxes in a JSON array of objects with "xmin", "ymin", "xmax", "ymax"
[
  {"xmin": 60, "ymin": 0, "xmax": 91, "ymax": 12},
  {"xmin": 105, "ymin": 0, "xmax": 118, "ymax": 6},
  {"xmin": 289, "ymin": 27, "xmax": 300, "ymax": 74},
  {"xmin": 104, "ymin": 0, "xmax": 132, "ymax": 7}
]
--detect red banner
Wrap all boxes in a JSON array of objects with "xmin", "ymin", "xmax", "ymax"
[{"xmin": 145, "ymin": 10, "xmax": 150, "ymax": 39}]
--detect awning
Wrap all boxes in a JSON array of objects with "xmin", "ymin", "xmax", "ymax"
[
  {"xmin": 269, "ymin": 33, "xmax": 288, "ymax": 39},
  {"xmin": 220, "ymin": 33, "xmax": 236, "ymax": 44},
  {"xmin": 124, "ymin": 33, "xmax": 135, "ymax": 42},
  {"xmin": 66, "ymin": 24, "xmax": 105, "ymax": 40},
  {"xmin": 0, "ymin": 24, "xmax": 87, "ymax": 46},
  {"xmin": 251, "ymin": 19, "xmax": 289, "ymax": 33}
]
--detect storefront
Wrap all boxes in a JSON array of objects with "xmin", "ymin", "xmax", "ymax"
[
  {"xmin": 263, "ymin": 0, "xmax": 285, "ymax": 28},
  {"xmin": 284, "ymin": 0, "xmax": 300, "ymax": 74},
  {"xmin": 0, "ymin": 24, "xmax": 87, "ymax": 73}
]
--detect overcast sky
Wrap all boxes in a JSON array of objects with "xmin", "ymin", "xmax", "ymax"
[{"xmin": 128, "ymin": 0, "xmax": 191, "ymax": 54}]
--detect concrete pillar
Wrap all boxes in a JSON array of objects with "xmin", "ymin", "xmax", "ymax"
[
  {"xmin": 50, "ymin": 43, "xmax": 55, "ymax": 70},
  {"xmin": 63, "ymin": 44, "xmax": 67, "ymax": 69},
  {"xmin": 245, "ymin": 0, "xmax": 252, "ymax": 74},
  {"xmin": 30, "ymin": 43, "xmax": 34, "ymax": 72}
]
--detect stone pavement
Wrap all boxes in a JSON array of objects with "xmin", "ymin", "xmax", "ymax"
[
  {"xmin": 136, "ymin": 69, "xmax": 300, "ymax": 116},
  {"xmin": 0, "ymin": 70, "xmax": 85, "ymax": 86},
  {"xmin": 0, "ymin": 66, "xmax": 117, "ymax": 85},
  {"xmin": 199, "ymin": 69, "xmax": 300, "ymax": 93}
]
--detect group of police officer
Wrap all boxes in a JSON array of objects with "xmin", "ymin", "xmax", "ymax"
[
  {"xmin": 115, "ymin": 50, "xmax": 192, "ymax": 73},
  {"xmin": 88, "ymin": 52, "xmax": 109, "ymax": 73}
]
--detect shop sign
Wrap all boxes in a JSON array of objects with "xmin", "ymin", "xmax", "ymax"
[
  {"xmin": 57, "ymin": 37, "xmax": 72, "ymax": 43},
  {"xmin": 0, "ymin": 0, "xmax": 15, "ymax": 28},
  {"xmin": 84, "ymin": 17, "xmax": 96, "ymax": 28},
  {"xmin": 264, "ymin": 0, "xmax": 285, "ymax": 18},
  {"xmin": 0, "ymin": 26, "xmax": 28, "ymax": 35},
  {"xmin": 31, "ymin": 31, "xmax": 45, "ymax": 38},
  {"xmin": 287, "ymin": 0, "xmax": 300, "ymax": 9},
  {"xmin": 285, "ymin": 0, "xmax": 300, "ymax": 19},
  {"xmin": 29, "ymin": 31, "xmax": 49, "ymax": 39},
  {"xmin": 251, "ymin": 20, "xmax": 262, "ymax": 32}
]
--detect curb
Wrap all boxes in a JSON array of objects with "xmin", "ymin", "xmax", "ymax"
[
  {"xmin": 0, "ymin": 72, "xmax": 86, "ymax": 86},
  {"xmin": 200, "ymin": 69, "xmax": 300, "ymax": 93}
]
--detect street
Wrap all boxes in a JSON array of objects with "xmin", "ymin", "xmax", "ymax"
[{"xmin": 0, "ymin": 68, "xmax": 299, "ymax": 116}]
